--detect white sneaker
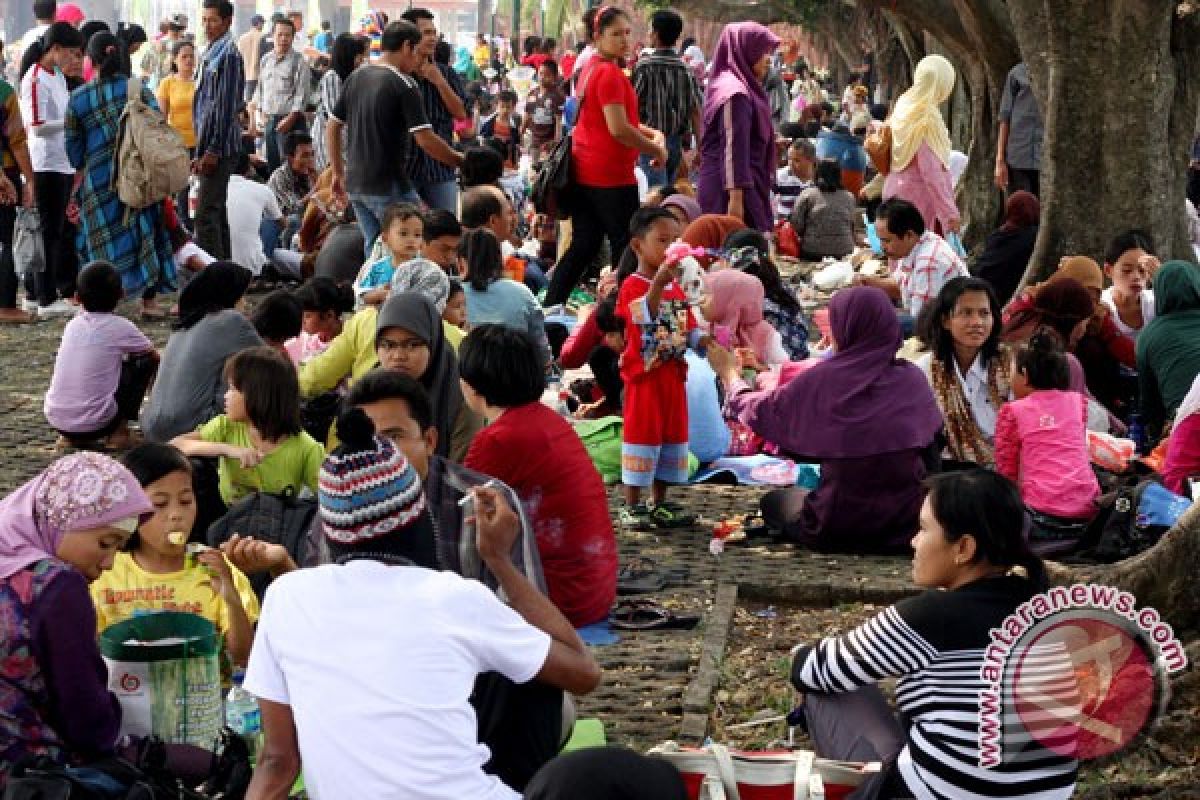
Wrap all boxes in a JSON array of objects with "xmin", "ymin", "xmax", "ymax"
[
  {"xmin": 20, "ymin": 298, "xmax": 39, "ymax": 314},
  {"xmin": 37, "ymin": 300, "xmax": 78, "ymax": 318}
]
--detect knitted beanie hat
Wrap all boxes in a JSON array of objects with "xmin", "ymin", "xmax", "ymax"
[{"xmin": 318, "ymin": 408, "xmax": 426, "ymax": 545}]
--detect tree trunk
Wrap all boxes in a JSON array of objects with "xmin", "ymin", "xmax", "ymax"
[
  {"xmin": 1007, "ymin": 0, "xmax": 1200, "ymax": 285},
  {"xmin": 1055, "ymin": 501, "xmax": 1200, "ymax": 639}
]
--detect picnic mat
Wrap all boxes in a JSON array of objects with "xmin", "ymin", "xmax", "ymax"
[{"xmin": 693, "ymin": 456, "xmax": 820, "ymax": 488}]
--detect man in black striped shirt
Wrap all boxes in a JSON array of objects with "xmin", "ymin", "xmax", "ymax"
[{"xmin": 631, "ymin": 10, "xmax": 702, "ymax": 189}]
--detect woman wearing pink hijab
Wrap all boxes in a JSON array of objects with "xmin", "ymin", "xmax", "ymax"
[
  {"xmin": 0, "ymin": 453, "xmax": 152, "ymax": 786},
  {"xmin": 695, "ymin": 22, "xmax": 780, "ymax": 232},
  {"xmin": 702, "ymin": 268, "xmax": 788, "ymax": 366},
  {"xmin": 54, "ymin": 2, "xmax": 85, "ymax": 26}
]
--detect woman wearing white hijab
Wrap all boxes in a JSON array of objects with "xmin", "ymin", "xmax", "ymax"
[{"xmin": 882, "ymin": 54, "xmax": 961, "ymax": 235}]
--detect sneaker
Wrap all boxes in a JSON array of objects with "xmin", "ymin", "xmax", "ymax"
[
  {"xmin": 36, "ymin": 300, "xmax": 78, "ymax": 318},
  {"xmin": 20, "ymin": 297, "xmax": 39, "ymax": 314},
  {"xmin": 617, "ymin": 502, "xmax": 655, "ymax": 530},
  {"xmin": 649, "ymin": 504, "xmax": 696, "ymax": 529}
]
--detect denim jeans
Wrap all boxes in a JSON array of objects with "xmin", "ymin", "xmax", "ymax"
[
  {"xmin": 264, "ymin": 114, "xmax": 306, "ymax": 175},
  {"xmin": 638, "ymin": 134, "xmax": 683, "ymax": 189},
  {"xmin": 415, "ymin": 179, "xmax": 459, "ymax": 213},
  {"xmin": 350, "ymin": 184, "xmax": 422, "ymax": 258}
]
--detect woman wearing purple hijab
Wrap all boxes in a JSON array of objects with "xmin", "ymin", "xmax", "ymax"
[
  {"xmin": 696, "ymin": 22, "xmax": 780, "ymax": 232},
  {"xmin": 709, "ymin": 286, "xmax": 944, "ymax": 552},
  {"xmin": 0, "ymin": 453, "xmax": 153, "ymax": 787}
]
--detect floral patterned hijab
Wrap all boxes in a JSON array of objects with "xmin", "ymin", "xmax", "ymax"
[{"xmin": 0, "ymin": 454, "xmax": 152, "ymax": 580}]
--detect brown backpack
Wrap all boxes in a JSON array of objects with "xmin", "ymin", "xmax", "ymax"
[{"xmin": 114, "ymin": 78, "xmax": 190, "ymax": 210}]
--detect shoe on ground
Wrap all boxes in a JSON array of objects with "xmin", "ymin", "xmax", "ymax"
[
  {"xmin": 617, "ymin": 502, "xmax": 655, "ymax": 530},
  {"xmin": 37, "ymin": 300, "xmax": 78, "ymax": 317},
  {"xmin": 649, "ymin": 504, "xmax": 696, "ymax": 529},
  {"xmin": 20, "ymin": 298, "xmax": 39, "ymax": 314}
]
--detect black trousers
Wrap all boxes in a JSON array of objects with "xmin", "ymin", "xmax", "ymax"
[
  {"xmin": 472, "ymin": 673, "xmax": 563, "ymax": 793},
  {"xmin": 1007, "ymin": 167, "xmax": 1040, "ymax": 199},
  {"xmin": 0, "ymin": 168, "xmax": 19, "ymax": 308},
  {"xmin": 545, "ymin": 184, "xmax": 639, "ymax": 306},
  {"xmin": 588, "ymin": 345, "xmax": 623, "ymax": 409},
  {"xmin": 56, "ymin": 353, "xmax": 158, "ymax": 443},
  {"xmin": 195, "ymin": 156, "xmax": 236, "ymax": 260},
  {"xmin": 34, "ymin": 171, "xmax": 76, "ymax": 306}
]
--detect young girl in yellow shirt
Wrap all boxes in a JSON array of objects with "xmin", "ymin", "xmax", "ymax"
[{"xmin": 90, "ymin": 443, "xmax": 259, "ymax": 667}]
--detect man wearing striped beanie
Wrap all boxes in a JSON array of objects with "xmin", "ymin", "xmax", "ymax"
[{"xmin": 240, "ymin": 406, "xmax": 601, "ymax": 800}]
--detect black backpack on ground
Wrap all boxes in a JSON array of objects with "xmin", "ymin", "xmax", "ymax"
[
  {"xmin": 206, "ymin": 488, "xmax": 318, "ymax": 598},
  {"xmin": 1077, "ymin": 477, "xmax": 1171, "ymax": 563}
]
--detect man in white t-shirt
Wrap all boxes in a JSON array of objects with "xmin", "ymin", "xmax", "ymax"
[
  {"xmin": 225, "ymin": 155, "xmax": 302, "ymax": 279},
  {"xmin": 241, "ymin": 423, "xmax": 601, "ymax": 800}
]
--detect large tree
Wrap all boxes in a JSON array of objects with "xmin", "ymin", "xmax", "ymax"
[{"xmin": 1006, "ymin": 0, "xmax": 1200, "ymax": 279}]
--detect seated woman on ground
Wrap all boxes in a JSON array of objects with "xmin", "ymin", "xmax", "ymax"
[
  {"xmin": 90, "ymin": 443, "xmax": 259, "ymax": 666},
  {"xmin": 1137, "ymin": 260, "xmax": 1200, "ymax": 442},
  {"xmin": 0, "ymin": 454, "xmax": 153, "ymax": 787},
  {"xmin": 1004, "ymin": 255, "xmax": 1137, "ymax": 417},
  {"xmin": 458, "ymin": 228, "xmax": 552, "ymax": 366},
  {"xmin": 140, "ymin": 262, "xmax": 262, "ymax": 443},
  {"xmin": 790, "ymin": 470, "xmax": 1077, "ymax": 800},
  {"xmin": 1101, "ymin": 229, "xmax": 1159, "ymax": 343},
  {"xmin": 790, "ymin": 158, "xmax": 857, "ymax": 260},
  {"xmin": 1164, "ymin": 373, "xmax": 1200, "ymax": 496},
  {"xmin": 461, "ymin": 325, "xmax": 618, "ymax": 628},
  {"xmin": 915, "ymin": 277, "xmax": 1011, "ymax": 469},
  {"xmin": 972, "ymin": 190, "xmax": 1039, "ymax": 306},
  {"xmin": 724, "ymin": 229, "xmax": 810, "ymax": 360},
  {"xmin": 995, "ymin": 330, "xmax": 1100, "ymax": 553},
  {"xmin": 172, "ymin": 347, "xmax": 325, "ymax": 508},
  {"xmin": 710, "ymin": 286, "xmax": 943, "ymax": 553}
]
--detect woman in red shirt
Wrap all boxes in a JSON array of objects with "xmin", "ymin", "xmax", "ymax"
[
  {"xmin": 543, "ymin": 7, "xmax": 667, "ymax": 307},
  {"xmin": 460, "ymin": 324, "xmax": 618, "ymax": 627}
]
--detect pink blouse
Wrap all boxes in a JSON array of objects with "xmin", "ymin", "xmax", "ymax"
[{"xmin": 883, "ymin": 142, "xmax": 959, "ymax": 235}]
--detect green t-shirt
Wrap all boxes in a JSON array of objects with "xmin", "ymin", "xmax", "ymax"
[{"xmin": 198, "ymin": 415, "xmax": 325, "ymax": 504}]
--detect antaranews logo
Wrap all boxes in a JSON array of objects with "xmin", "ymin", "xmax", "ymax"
[{"xmin": 977, "ymin": 583, "xmax": 1187, "ymax": 768}]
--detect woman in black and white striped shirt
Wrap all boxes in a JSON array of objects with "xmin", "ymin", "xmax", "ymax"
[{"xmin": 791, "ymin": 470, "xmax": 1078, "ymax": 800}]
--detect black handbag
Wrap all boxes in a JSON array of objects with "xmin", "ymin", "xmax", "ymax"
[{"xmin": 530, "ymin": 68, "xmax": 593, "ymax": 218}]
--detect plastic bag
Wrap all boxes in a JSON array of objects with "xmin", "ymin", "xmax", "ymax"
[{"xmin": 13, "ymin": 207, "xmax": 44, "ymax": 278}]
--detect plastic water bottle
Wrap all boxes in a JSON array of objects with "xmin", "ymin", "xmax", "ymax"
[
  {"xmin": 1128, "ymin": 413, "xmax": 1146, "ymax": 455},
  {"xmin": 226, "ymin": 671, "xmax": 261, "ymax": 758}
]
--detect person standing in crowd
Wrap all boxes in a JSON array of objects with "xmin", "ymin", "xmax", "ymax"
[
  {"xmin": 252, "ymin": 16, "xmax": 310, "ymax": 176},
  {"xmin": 65, "ymin": 32, "xmax": 176, "ymax": 318},
  {"xmin": 237, "ymin": 14, "xmax": 265, "ymax": 103},
  {"xmin": 140, "ymin": 14, "xmax": 185, "ymax": 90},
  {"xmin": 399, "ymin": 8, "xmax": 467, "ymax": 213},
  {"xmin": 522, "ymin": 59, "xmax": 565, "ymax": 164},
  {"xmin": 327, "ymin": 20, "xmax": 463, "ymax": 257},
  {"xmin": 696, "ymin": 22, "xmax": 780, "ymax": 232},
  {"xmin": 313, "ymin": 20, "xmax": 333, "ymax": 55},
  {"xmin": 193, "ymin": 0, "xmax": 244, "ymax": 261},
  {"xmin": 312, "ymin": 33, "xmax": 366, "ymax": 173},
  {"xmin": 995, "ymin": 61, "xmax": 1043, "ymax": 197},
  {"xmin": 632, "ymin": 10, "xmax": 702, "ymax": 190},
  {"xmin": 544, "ymin": 7, "xmax": 666, "ymax": 307},
  {"xmin": 883, "ymin": 54, "xmax": 960, "ymax": 235},
  {"xmin": 0, "ymin": 73, "xmax": 36, "ymax": 324},
  {"xmin": 19, "ymin": 21, "xmax": 83, "ymax": 317},
  {"xmin": 18, "ymin": 0, "xmax": 57, "ymax": 61},
  {"xmin": 155, "ymin": 39, "xmax": 196, "ymax": 229},
  {"xmin": 680, "ymin": 36, "xmax": 705, "ymax": 84}
]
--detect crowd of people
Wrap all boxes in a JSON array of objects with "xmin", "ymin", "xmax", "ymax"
[{"xmin": 1, "ymin": 1, "xmax": 1200, "ymax": 798}]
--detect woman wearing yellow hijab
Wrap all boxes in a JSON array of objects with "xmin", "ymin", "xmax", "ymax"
[{"xmin": 883, "ymin": 55, "xmax": 961, "ymax": 236}]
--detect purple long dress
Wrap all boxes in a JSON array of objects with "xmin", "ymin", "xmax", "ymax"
[{"xmin": 696, "ymin": 22, "xmax": 780, "ymax": 233}]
